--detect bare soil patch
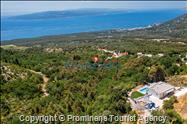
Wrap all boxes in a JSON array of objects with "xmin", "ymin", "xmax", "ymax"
[{"xmin": 174, "ymin": 94, "xmax": 187, "ymax": 119}]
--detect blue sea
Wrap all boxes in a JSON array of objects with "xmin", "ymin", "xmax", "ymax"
[{"xmin": 1, "ymin": 10, "xmax": 186, "ymax": 41}]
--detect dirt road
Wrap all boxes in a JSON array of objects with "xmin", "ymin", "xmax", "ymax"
[{"xmin": 28, "ymin": 70, "xmax": 49, "ymax": 96}]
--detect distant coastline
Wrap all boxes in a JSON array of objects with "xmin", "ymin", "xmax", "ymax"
[{"xmin": 1, "ymin": 9, "xmax": 186, "ymax": 41}]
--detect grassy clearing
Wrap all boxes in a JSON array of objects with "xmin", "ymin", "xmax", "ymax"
[{"xmin": 131, "ymin": 91, "xmax": 144, "ymax": 99}]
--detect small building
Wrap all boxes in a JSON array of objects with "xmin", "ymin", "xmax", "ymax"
[
  {"xmin": 144, "ymin": 54, "xmax": 153, "ymax": 58},
  {"xmin": 121, "ymin": 52, "xmax": 128, "ymax": 56},
  {"xmin": 137, "ymin": 52, "xmax": 143, "ymax": 56},
  {"xmin": 92, "ymin": 55, "xmax": 99, "ymax": 63},
  {"xmin": 148, "ymin": 82, "xmax": 175, "ymax": 99},
  {"xmin": 157, "ymin": 53, "xmax": 164, "ymax": 57}
]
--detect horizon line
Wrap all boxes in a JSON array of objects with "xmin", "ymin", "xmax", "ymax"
[{"xmin": 2, "ymin": 8, "xmax": 187, "ymax": 17}]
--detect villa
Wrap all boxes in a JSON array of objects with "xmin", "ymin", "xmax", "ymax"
[{"xmin": 148, "ymin": 81, "xmax": 175, "ymax": 99}]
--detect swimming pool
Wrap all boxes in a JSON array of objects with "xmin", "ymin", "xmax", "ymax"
[{"xmin": 139, "ymin": 86, "xmax": 149, "ymax": 94}]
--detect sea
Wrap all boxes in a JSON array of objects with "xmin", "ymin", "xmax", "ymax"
[{"xmin": 1, "ymin": 10, "xmax": 186, "ymax": 41}]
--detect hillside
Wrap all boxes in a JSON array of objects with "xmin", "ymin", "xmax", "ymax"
[
  {"xmin": 7, "ymin": 9, "xmax": 124, "ymax": 20},
  {"xmin": 121, "ymin": 13, "xmax": 187, "ymax": 39},
  {"xmin": 174, "ymin": 94, "xmax": 187, "ymax": 119}
]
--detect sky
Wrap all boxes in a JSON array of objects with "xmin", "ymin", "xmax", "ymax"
[{"xmin": 1, "ymin": 1, "xmax": 187, "ymax": 16}]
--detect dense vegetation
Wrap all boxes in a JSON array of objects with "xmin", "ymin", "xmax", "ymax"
[{"xmin": 1, "ymin": 14, "xmax": 187, "ymax": 123}]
